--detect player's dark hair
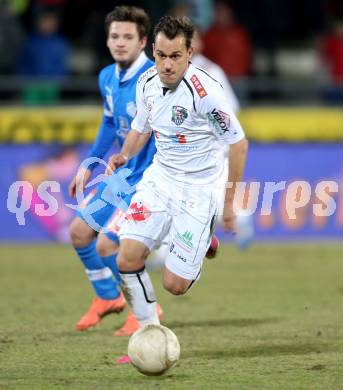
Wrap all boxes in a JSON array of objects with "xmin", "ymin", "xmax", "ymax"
[
  {"xmin": 154, "ymin": 16, "xmax": 195, "ymax": 49},
  {"xmin": 105, "ymin": 5, "xmax": 150, "ymax": 39}
]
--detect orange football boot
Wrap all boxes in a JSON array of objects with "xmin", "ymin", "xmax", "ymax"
[
  {"xmin": 76, "ymin": 294, "xmax": 126, "ymax": 331},
  {"xmin": 114, "ymin": 304, "xmax": 164, "ymax": 337}
]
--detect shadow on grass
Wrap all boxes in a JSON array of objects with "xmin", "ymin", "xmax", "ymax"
[
  {"xmin": 182, "ymin": 342, "xmax": 333, "ymax": 359},
  {"xmin": 165, "ymin": 317, "xmax": 280, "ymax": 329}
]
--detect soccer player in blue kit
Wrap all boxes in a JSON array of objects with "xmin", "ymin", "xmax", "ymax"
[{"xmin": 68, "ymin": 6, "xmax": 161, "ymax": 335}]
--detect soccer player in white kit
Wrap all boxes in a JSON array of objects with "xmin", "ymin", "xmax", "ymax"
[{"xmin": 107, "ymin": 15, "xmax": 248, "ymax": 325}]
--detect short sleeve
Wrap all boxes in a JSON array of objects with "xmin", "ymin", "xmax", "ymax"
[{"xmin": 131, "ymin": 77, "xmax": 150, "ymax": 133}]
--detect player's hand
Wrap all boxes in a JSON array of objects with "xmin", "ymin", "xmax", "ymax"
[
  {"xmin": 222, "ymin": 202, "xmax": 237, "ymax": 234},
  {"xmin": 105, "ymin": 153, "xmax": 128, "ymax": 175},
  {"xmin": 68, "ymin": 168, "xmax": 92, "ymax": 198}
]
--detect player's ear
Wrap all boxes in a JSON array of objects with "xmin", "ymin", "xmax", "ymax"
[
  {"xmin": 187, "ymin": 47, "xmax": 193, "ymax": 61},
  {"xmin": 152, "ymin": 43, "xmax": 156, "ymax": 58},
  {"xmin": 140, "ymin": 36, "xmax": 147, "ymax": 49}
]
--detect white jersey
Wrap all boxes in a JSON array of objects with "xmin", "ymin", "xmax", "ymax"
[
  {"xmin": 131, "ymin": 63, "xmax": 245, "ymax": 185},
  {"xmin": 191, "ymin": 54, "xmax": 240, "ymax": 114}
]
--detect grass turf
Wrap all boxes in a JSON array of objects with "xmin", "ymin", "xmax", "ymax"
[{"xmin": 0, "ymin": 243, "xmax": 342, "ymax": 389}]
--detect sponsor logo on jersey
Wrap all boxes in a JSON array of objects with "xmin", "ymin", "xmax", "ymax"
[
  {"xmin": 175, "ymin": 230, "xmax": 194, "ymax": 252},
  {"xmin": 138, "ymin": 66, "xmax": 157, "ymax": 85},
  {"xmin": 171, "ymin": 131, "xmax": 187, "ymax": 144},
  {"xmin": 171, "ymin": 237, "xmax": 189, "ymax": 262},
  {"xmin": 190, "ymin": 75, "xmax": 207, "ymax": 98},
  {"xmin": 116, "ymin": 129, "xmax": 129, "ymax": 140},
  {"xmin": 116, "ymin": 116, "xmax": 130, "ymax": 140},
  {"xmin": 125, "ymin": 201, "xmax": 151, "ymax": 222},
  {"xmin": 171, "ymin": 106, "xmax": 188, "ymax": 125},
  {"xmin": 171, "ymin": 247, "xmax": 187, "ymax": 262},
  {"xmin": 208, "ymin": 108, "xmax": 230, "ymax": 134},
  {"xmin": 119, "ymin": 116, "xmax": 129, "ymax": 130},
  {"xmin": 126, "ymin": 101, "xmax": 136, "ymax": 118}
]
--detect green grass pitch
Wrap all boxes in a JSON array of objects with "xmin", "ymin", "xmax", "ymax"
[{"xmin": 0, "ymin": 243, "xmax": 343, "ymax": 389}]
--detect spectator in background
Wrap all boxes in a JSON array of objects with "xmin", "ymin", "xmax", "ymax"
[
  {"xmin": 0, "ymin": 1, "xmax": 25, "ymax": 75},
  {"xmin": 320, "ymin": 19, "xmax": 343, "ymax": 102},
  {"xmin": 321, "ymin": 19, "xmax": 343, "ymax": 83},
  {"xmin": 202, "ymin": 0, "xmax": 252, "ymax": 78},
  {"xmin": 192, "ymin": 25, "xmax": 239, "ymax": 112},
  {"xmin": 30, "ymin": 0, "xmax": 66, "ymax": 20},
  {"xmin": 18, "ymin": 10, "xmax": 69, "ymax": 76},
  {"xmin": 17, "ymin": 10, "xmax": 70, "ymax": 104}
]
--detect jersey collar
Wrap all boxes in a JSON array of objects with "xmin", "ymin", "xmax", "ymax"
[
  {"xmin": 115, "ymin": 51, "xmax": 149, "ymax": 83},
  {"xmin": 183, "ymin": 62, "xmax": 196, "ymax": 81}
]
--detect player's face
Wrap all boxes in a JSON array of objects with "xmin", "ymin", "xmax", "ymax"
[
  {"xmin": 107, "ymin": 21, "xmax": 146, "ymax": 69},
  {"xmin": 153, "ymin": 32, "xmax": 193, "ymax": 88}
]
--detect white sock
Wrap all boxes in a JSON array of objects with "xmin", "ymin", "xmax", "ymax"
[{"xmin": 120, "ymin": 267, "xmax": 159, "ymax": 326}]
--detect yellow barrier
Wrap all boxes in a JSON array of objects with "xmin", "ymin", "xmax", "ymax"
[
  {"xmin": 0, "ymin": 107, "xmax": 102, "ymax": 144},
  {"xmin": 0, "ymin": 106, "xmax": 343, "ymax": 143},
  {"xmin": 239, "ymin": 108, "xmax": 343, "ymax": 142}
]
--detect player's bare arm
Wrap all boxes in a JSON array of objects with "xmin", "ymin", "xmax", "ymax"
[
  {"xmin": 223, "ymin": 138, "xmax": 249, "ymax": 233},
  {"xmin": 68, "ymin": 167, "xmax": 92, "ymax": 198},
  {"xmin": 106, "ymin": 129, "xmax": 151, "ymax": 174}
]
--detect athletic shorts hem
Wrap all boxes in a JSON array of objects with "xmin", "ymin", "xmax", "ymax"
[
  {"xmin": 120, "ymin": 234, "xmax": 159, "ymax": 252},
  {"xmin": 164, "ymin": 258, "xmax": 200, "ymax": 281}
]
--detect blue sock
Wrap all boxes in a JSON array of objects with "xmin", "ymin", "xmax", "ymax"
[
  {"xmin": 101, "ymin": 253, "xmax": 121, "ymax": 282},
  {"xmin": 75, "ymin": 240, "xmax": 119, "ymax": 300}
]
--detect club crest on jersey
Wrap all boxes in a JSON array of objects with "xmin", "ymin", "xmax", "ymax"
[
  {"xmin": 171, "ymin": 105, "xmax": 188, "ymax": 126},
  {"xmin": 190, "ymin": 75, "xmax": 207, "ymax": 98}
]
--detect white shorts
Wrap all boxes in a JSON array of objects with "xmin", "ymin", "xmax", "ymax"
[{"xmin": 119, "ymin": 165, "xmax": 218, "ymax": 280}]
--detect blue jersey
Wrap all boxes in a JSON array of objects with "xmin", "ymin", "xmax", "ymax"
[{"xmin": 87, "ymin": 52, "xmax": 155, "ymax": 185}]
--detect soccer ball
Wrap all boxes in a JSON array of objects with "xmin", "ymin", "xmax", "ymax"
[{"xmin": 128, "ymin": 324, "xmax": 180, "ymax": 376}]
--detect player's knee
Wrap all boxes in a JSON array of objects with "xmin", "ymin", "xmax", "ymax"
[
  {"xmin": 96, "ymin": 236, "xmax": 118, "ymax": 257},
  {"xmin": 163, "ymin": 274, "xmax": 188, "ymax": 295},
  {"xmin": 96, "ymin": 241, "xmax": 111, "ymax": 258},
  {"xmin": 163, "ymin": 279, "xmax": 187, "ymax": 295},
  {"xmin": 163, "ymin": 268, "xmax": 189, "ymax": 295},
  {"xmin": 117, "ymin": 247, "xmax": 143, "ymax": 269},
  {"xmin": 69, "ymin": 218, "xmax": 94, "ymax": 248},
  {"xmin": 117, "ymin": 239, "xmax": 149, "ymax": 271}
]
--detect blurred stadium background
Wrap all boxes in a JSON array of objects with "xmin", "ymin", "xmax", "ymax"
[{"xmin": 0, "ymin": 0, "xmax": 342, "ymax": 242}]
